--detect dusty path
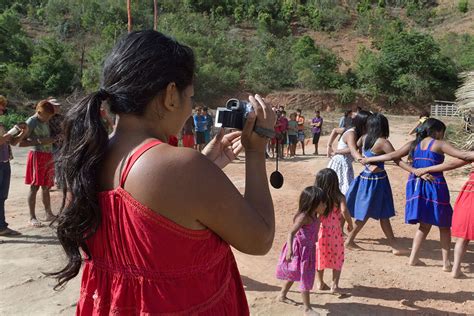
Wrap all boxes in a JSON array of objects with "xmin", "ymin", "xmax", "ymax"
[{"xmin": 1, "ymin": 115, "xmax": 473, "ymax": 315}]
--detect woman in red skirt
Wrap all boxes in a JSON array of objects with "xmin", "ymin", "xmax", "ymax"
[
  {"xmin": 415, "ymin": 151, "xmax": 474, "ymax": 278},
  {"xmin": 20, "ymin": 100, "xmax": 57, "ymax": 227}
]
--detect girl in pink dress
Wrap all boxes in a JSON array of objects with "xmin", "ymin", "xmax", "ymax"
[
  {"xmin": 314, "ymin": 168, "xmax": 353, "ymax": 293},
  {"xmin": 276, "ymin": 186, "xmax": 328, "ymax": 315}
]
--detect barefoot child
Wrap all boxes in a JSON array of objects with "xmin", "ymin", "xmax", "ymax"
[
  {"xmin": 276, "ymin": 186, "xmax": 328, "ymax": 315},
  {"xmin": 314, "ymin": 168, "xmax": 353, "ymax": 293},
  {"xmin": 345, "ymin": 112, "xmax": 408, "ymax": 255},
  {"xmin": 414, "ymin": 151, "xmax": 474, "ymax": 278}
]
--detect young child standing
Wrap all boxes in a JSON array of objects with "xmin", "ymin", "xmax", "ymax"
[
  {"xmin": 276, "ymin": 186, "xmax": 328, "ymax": 315},
  {"xmin": 314, "ymin": 168, "xmax": 353, "ymax": 293},
  {"xmin": 414, "ymin": 155, "xmax": 474, "ymax": 278}
]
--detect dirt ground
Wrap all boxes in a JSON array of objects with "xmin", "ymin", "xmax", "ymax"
[{"xmin": 0, "ymin": 115, "xmax": 473, "ymax": 315}]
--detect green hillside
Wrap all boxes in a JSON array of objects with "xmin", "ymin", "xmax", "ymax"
[{"xmin": 1, "ymin": 0, "xmax": 473, "ymax": 108}]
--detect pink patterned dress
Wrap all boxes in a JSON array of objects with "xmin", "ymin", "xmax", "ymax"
[
  {"xmin": 276, "ymin": 217, "xmax": 319, "ymax": 291},
  {"xmin": 317, "ymin": 207, "xmax": 344, "ymax": 271}
]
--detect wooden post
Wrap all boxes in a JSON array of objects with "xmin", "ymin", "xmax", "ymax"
[
  {"xmin": 153, "ymin": 0, "xmax": 158, "ymax": 31},
  {"xmin": 127, "ymin": 0, "xmax": 132, "ymax": 33}
]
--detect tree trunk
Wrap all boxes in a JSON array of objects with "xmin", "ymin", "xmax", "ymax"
[
  {"xmin": 127, "ymin": 0, "xmax": 132, "ymax": 33},
  {"xmin": 153, "ymin": 0, "xmax": 158, "ymax": 30}
]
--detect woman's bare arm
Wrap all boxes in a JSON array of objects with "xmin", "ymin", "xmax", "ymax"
[
  {"xmin": 414, "ymin": 159, "xmax": 469, "ymax": 176},
  {"xmin": 361, "ymin": 141, "xmax": 412, "ymax": 163}
]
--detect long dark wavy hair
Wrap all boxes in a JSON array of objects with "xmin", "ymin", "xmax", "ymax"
[
  {"xmin": 294, "ymin": 186, "xmax": 327, "ymax": 222},
  {"xmin": 48, "ymin": 30, "xmax": 195, "ymax": 290},
  {"xmin": 314, "ymin": 168, "xmax": 342, "ymax": 216},
  {"xmin": 408, "ymin": 118, "xmax": 446, "ymax": 161},
  {"xmin": 352, "ymin": 110, "xmax": 372, "ymax": 140},
  {"xmin": 364, "ymin": 113, "xmax": 390, "ymax": 151}
]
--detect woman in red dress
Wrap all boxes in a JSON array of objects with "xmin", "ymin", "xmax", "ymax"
[
  {"xmin": 415, "ymin": 151, "xmax": 474, "ymax": 278},
  {"xmin": 50, "ymin": 30, "xmax": 276, "ymax": 315}
]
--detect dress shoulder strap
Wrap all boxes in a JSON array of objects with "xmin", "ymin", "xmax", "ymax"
[
  {"xmin": 119, "ymin": 139, "xmax": 163, "ymax": 188},
  {"xmin": 426, "ymin": 138, "xmax": 436, "ymax": 151}
]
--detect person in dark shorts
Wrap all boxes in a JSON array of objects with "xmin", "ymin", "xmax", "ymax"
[
  {"xmin": 296, "ymin": 109, "xmax": 306, "ymax": 155},
  {"xmin": 193, "ymin": 107, "xmax": 207, "ymax": 151},
  {"xmin": 287, "ymin": 112, "xmax": 298, "ymax": 158},
  {"xmin": 278, "ymin": 110, "xmax": 288, "ymax": 158},
  {"xmin": 311, "ymin": 110, "xmax": 323, "ymax": 155}
]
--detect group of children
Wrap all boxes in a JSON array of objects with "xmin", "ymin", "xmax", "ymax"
[{"xmin": 275, "ymin": 110, "xmax": 473, "ymax": 315}]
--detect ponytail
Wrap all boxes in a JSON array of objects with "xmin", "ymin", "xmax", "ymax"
[{"xmin": 47, "ymin": 91, "xmax": 109, "ymax": 290}]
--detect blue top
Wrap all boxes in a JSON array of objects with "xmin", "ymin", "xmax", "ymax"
[
  {"xmin": 363, "ymin": 148, "xmax": 385, "ymax": 170},
  {"xmin": 410, "ymin": 139, "xmax": 444, "ymax": 173},
  {"xmin": 193, "ymin": 114, "xmax": 208, "ymax": 132}
]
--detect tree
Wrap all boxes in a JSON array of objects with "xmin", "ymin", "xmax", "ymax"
[
  {"xmin": 154, "ymin": 0, "xmax": 158, "ymax": 30},
  {"xmin": 127, "ymin": 0, "xmax": 132, "ymax": 32}
]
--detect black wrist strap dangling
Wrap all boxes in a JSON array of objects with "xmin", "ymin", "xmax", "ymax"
[{"xmin": 270, "ymin": 139, "xmax": 284, "ymax": 189}]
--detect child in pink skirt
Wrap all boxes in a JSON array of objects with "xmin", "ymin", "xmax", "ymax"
[
  {"xmin": 276, "ymin": 186, "xmax": 328, "ymax": 315},
  {"xmin": 314, "ymin": 168, "xmax": 353, "ymax": 293}
]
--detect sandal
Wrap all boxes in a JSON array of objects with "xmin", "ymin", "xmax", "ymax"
[
  {"xmin": 0, "ymin": 228, "xmax": 22, "ymax": 236},
  {"xmin": 29, "ymin": 219, "xmax": 43, "ymax": 228}
]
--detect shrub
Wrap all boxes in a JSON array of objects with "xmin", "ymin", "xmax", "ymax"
[
  {"xmin": 0, "ymin": 111, "xmax": 30, "ymax": 130},
  {"xmin": 459, "ymin": 0, "xmax": 469, "ymax": 13},
  {"xmin": 338, "ymin": 84, "xmax": 356, "ymax": 104}
]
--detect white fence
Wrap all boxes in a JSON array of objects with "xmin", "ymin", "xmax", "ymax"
[{"xmin": 431, "ymin": 100, "xmax": 458, "ymax": 117}]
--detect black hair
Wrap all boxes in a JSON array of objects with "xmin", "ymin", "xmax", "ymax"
[
  {"xmin": 294, "ymin": 186, "xmax": 327, "ymax": 221},
  {"xmin": 314, "ymin": 168, "xmax": 341, "ymax": 216},
  {"xmin": 49, "ymin": 30, "xmax": 195, "ymax": 290},
  {"xmin": 352, "ymin": 110, "xmax": 372, "ymax": 139},
  {"xmin": 356, "ymin": 106, "xmax": 362, "ymax": 111},
  {"xmin": 364, "ymin": 113, "xmax": 390, "ymax": 151},
  {"xmin": 420, "ymin": 111, "xmax": 430, "ymax": 118},
  {"xmin": 297, "ymin": 109, "xmax": 302, "ymax": 113},
  {"xmin": 344, "ymin": 109, "xmax": 352, "ymax": 117},
  {"xmin": 408, "ymin": 118, "xmax": 446, "ymax": 161}
]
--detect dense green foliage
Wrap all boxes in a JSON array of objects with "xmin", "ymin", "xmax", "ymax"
[
  {"xmin": 0, "ymin": 0, "xmax": 472, "ymax": 105},
  {"xmin": 0, "ymin": 111, "xmax": 29, "ymax": 129}
]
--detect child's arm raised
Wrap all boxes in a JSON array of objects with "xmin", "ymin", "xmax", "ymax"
[
  {"xmin": 438, "ymin": 141, "xmax": 474, "ymax": 161},
  {"xmin": 339, "ymin": 196, "xmax": 353, "ymax": 232},
  {"xmin": 381, "ymin": 139, "xmax": 415, "ymax": 173},
  {"xmin": 360, "ymin": 141, "xmax": 412, "ymax": 164},
  {"xmin": 285, "ymin": 213, "xmax": 310, "ymax": 261},
  {"xmin": 414, "ymin": 158, "xmax": 470, "ymax": 177}
]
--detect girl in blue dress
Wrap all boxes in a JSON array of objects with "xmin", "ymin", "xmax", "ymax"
[
  {"xmin": 344, "ymin": 112, "xmax": 410, "ymax": 255},
  {"xmin": 362, "ymin": 118, "xmax": 469, "ymax": 271}
]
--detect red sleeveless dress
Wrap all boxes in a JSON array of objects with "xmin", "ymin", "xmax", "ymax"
[{"xmin": 76, "ymin": 140, "xmax": 249, "ymax": 315}]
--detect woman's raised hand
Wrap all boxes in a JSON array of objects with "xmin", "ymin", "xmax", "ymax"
[{"xmin": 242, "ymin": 94, "xmax": 276, "ymax": 152}]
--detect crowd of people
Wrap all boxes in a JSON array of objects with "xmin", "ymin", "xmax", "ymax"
[{"xmin": 0, "ymin": 30, "xmax": 473, "ymax": 315}]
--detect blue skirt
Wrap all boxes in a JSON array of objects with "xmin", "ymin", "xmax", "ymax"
[
  {"xmin": 405, "ymin": 174, "xmax": 453, "ymax": 227},
  {"xmin": 346, "ymin": 170, "xmax": 396, "ymax": 221}
]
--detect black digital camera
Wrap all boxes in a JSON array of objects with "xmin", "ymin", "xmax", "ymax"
[{"xmin": 215, "ymin": 99, "xmax": 253, "ymax": 130}]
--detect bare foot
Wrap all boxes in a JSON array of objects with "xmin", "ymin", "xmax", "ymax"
[
  {"xmin": 408, "ymin": 258, "xmax": 426, "ymax": 266},
  {"xmin": 29, "ymin": 219, "xmax": 43, "ymax": 228},
  {"xmin": 277, "ymin": 295, "xmax": 298, "ymax": 306},
  {"xmin": 345, "ymin": 241, "xmax": 363, "ymax": 251},
  {"xmin": 43, "ymin": 212, "xmax": 57, "ymax": 222},
  {"xmin": 317, "ymin": 282, "xmax": 330, "ymax": 291},
  {"xmin": 451, "ymin": 270, "xmax": 466, "ymax": 279},
  {"xmin": 443, "ymin": 263, "xmax": 452, "ymax": 272},
  {"xmin": 304, "ymin": 307, "xmax": 319, "ymax": 316}
]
